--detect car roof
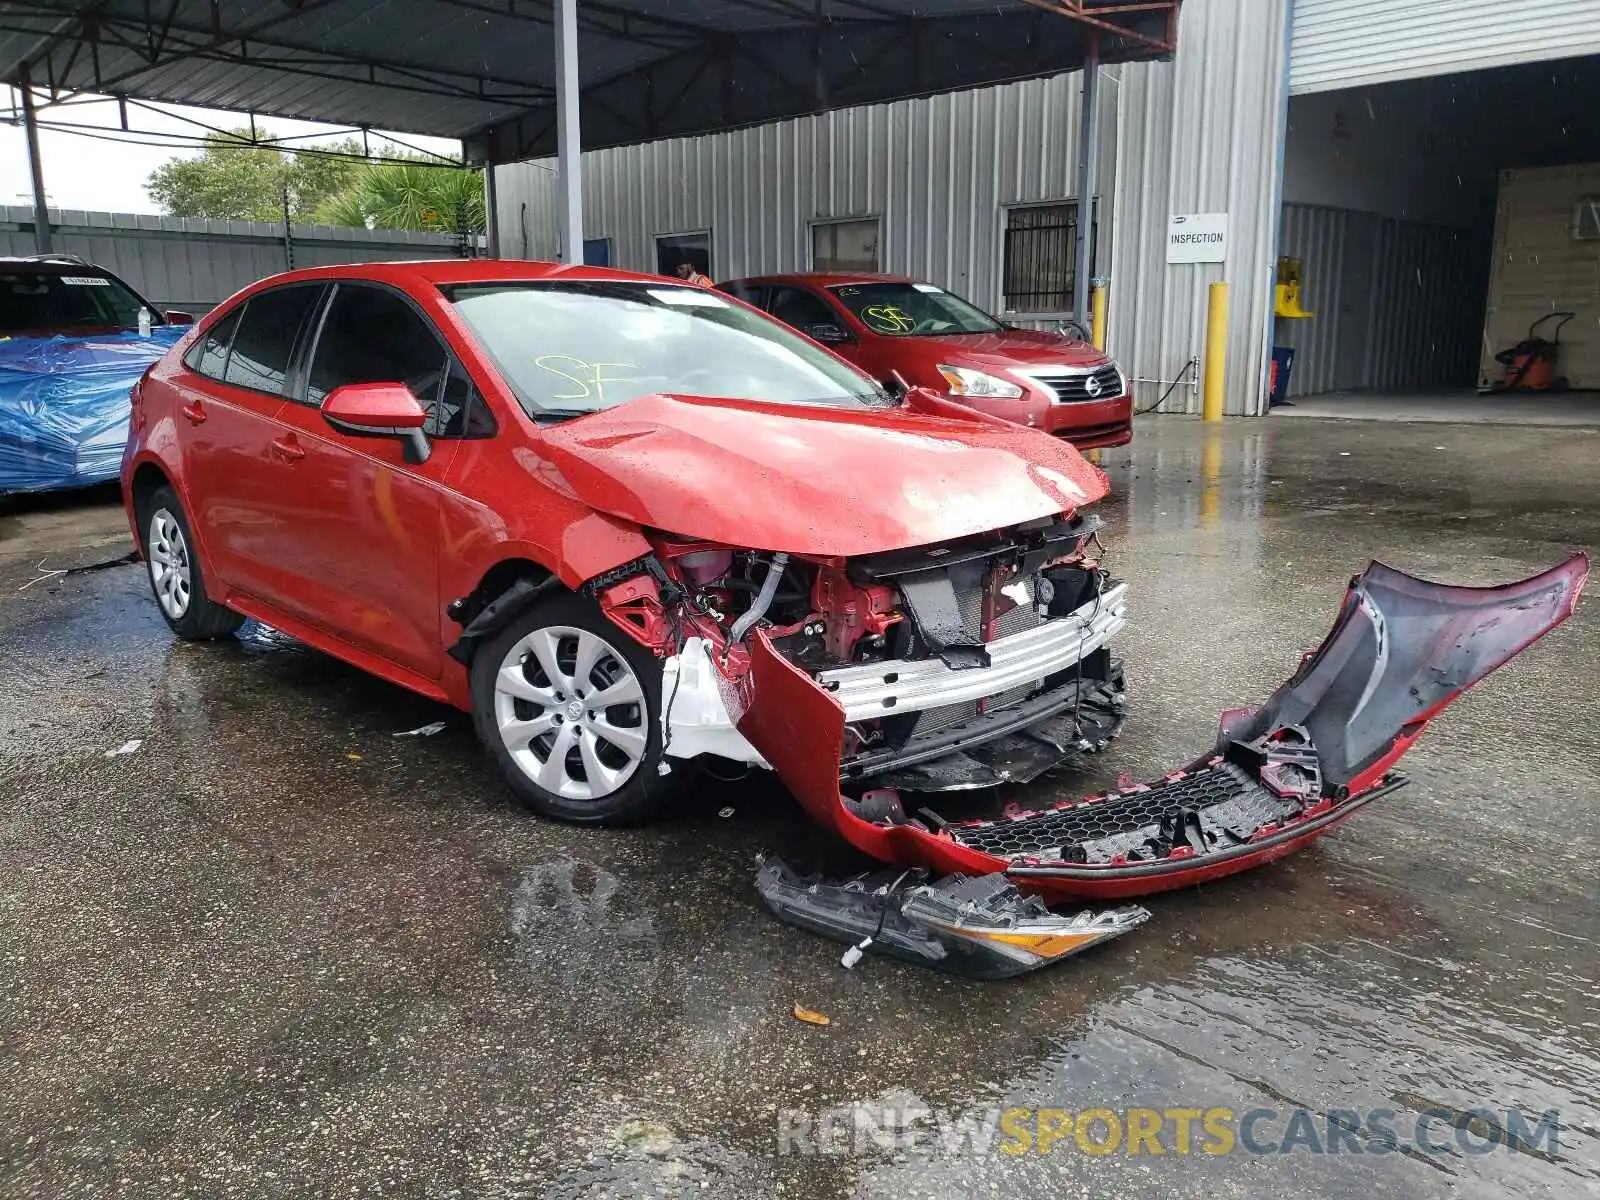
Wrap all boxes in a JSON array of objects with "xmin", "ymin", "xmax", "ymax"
[
  {"xmin": 725, "ymin": 271, "xmax": 921, "ymax": 289},
  {"xmin": 0, "ymin": 255, "xmax": 111, "ymax": 271},
  {"xmin": 233, "ymin": 259, "xmax": 689, "ymax": 291}
]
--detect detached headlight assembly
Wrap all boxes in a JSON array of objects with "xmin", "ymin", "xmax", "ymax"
[{"xmin": 936, "ymin": 364, "xmax": 1025, "ymax": 399}]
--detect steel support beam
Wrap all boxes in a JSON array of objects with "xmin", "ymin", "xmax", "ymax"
[
  {"xmin": 1072, "ymin": 34, "xmax": 1099, "ymax": 329},
  {"xmin": 484, "ymin": 158, "xmax": 502, "ymax": 258},
  {"xmin": 553, "ymin": 0, "xmax": 583, "ymax": 263},
  {"xmin": 17, "ymin": 65, "xmax": 53, "ymax": 253}
]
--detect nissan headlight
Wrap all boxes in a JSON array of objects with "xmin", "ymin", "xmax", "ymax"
[{"xmin": 936, "ymin": 364, "xmax": 1025, "ymax": 399}]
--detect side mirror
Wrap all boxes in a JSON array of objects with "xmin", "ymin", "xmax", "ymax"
[
  {"xmin": 164, "ymin": 310, "xmax": 196, "ymax": 325},
  {"xmin": 808, "ymin": 322, "xmax": 850, "ymax": 345},
  {"xmin": 321, "ymin": 382, "xmax": 431, "ymax": 464}
]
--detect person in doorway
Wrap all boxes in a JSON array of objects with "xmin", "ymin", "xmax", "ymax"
[{"xmin": 674, "ymin": 257, "xmax": 715, "ymax": 288}]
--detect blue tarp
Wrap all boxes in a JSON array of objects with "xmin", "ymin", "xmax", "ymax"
[{"xmin": 0, "ymin": 327, "xmax": 186, "ymax": 494}]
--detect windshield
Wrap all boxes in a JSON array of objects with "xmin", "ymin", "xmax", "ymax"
[
  {"xmin": 442, "ymin": 281, "xmax": 885, "ymax": 417},
  {"xmin": 828, "ymin": 281, "xmax": 1003, "ymax": 337},
  {"xmin": 0, "ymin": 268, "xmax": 156, "ymax": 336}
]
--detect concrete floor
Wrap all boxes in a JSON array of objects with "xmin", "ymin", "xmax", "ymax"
[
  {"xmin": 1273, "ymin": 388, "xmax": 1600, "ymax": 425},
  {"xmin": 2, "ymin": 415, "xmax": 1597, "ymax": 1199}
]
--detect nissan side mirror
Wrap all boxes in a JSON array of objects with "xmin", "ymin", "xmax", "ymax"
[
  {"xmin": 321, "ymin": 382, "xmax": 432, "ymax": 464},
  {"xmin": 164, "ymin": 310, "xmax": 196, "ymax": 325},
  {"xmin": 809, "ymin": 322, "xmax": 850, "ymax": 345}
]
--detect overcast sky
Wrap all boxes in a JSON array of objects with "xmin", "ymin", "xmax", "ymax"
[{"xmin": 2, "ymin": 88, "xmax": 462, "ymax": 216}]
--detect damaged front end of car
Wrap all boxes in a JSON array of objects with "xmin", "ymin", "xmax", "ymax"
[
  {"xmin": 586, "ymin": 512, "xmax": 1127, "ymax": 794},
  {"xmin": 721, "ymin": 552, "xmax": 1587, "ymax": 903},
  {"xmin": 579, "ymin": 501, "xmax": 1585, "ymax": 905}
]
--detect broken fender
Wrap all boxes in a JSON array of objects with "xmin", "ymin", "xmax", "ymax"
[{"xmin": 735, "ymin": 555, "xmax": 1589, "ymax": 902}]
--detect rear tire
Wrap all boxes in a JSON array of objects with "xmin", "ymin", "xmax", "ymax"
[
  {"xmin": 470, "ymin": 592, "xmax": 685, "ymax": 825},
  {"xmin": 142, "ymin": 485, "xmax": 243, "ymax": 640}
]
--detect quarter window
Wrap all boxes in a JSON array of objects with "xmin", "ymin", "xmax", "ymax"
[
  {"xmin": 223, "ymin": 286, "xmax": 321, "ymax": 396},
  {"xmin": 307, "ymin": 284, "xmax": 492, "ymax": 439},
  {"xmin": 184, "ymin": 307, "xmax": 241, "ymax": 380}
]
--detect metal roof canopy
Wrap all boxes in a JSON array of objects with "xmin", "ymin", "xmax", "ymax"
[{"xmin": 0, "ymin": 1, "xmax": 1179, "ymax": 165}]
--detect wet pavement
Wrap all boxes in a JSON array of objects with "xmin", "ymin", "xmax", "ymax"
[{"xmin": 2, "ymin": 416, "xmax": 1597, "ymax": 1199}]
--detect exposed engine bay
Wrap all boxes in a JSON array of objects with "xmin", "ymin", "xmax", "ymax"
[{"xmin": 588, "ymin": 512, "xmax": 1128, "ymax": 794}]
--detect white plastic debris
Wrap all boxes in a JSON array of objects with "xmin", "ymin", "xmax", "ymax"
[
  {"xmin": 392, "ymin": 721, "xmax": 447, "ymax": 738},
  {"xmin": 718, "ymin": 806, "xmax": 736, "ymax": 819},
  {"xmin": 17, "ymin": 559, "xmax": 66, "ymax": 592},
  {"xmin": 104, "ymin": 739, "xmax": 143, "ymax": 758}
]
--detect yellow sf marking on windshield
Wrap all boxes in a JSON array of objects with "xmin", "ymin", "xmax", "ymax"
[
  {"xmin": 861, "ymin": 304, "xmax": 915, "ymax": 333},
  {"xmin": 533, "ymin": 354, "xmax": 640, "ymax": 404}
]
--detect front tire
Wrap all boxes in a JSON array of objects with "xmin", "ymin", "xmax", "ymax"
[
  {"xmin": 470, "ymin": 593, "xmax": 683, "ymax": 824},
  {"xmin": 142, "ymin": 485, "xmax": 244, "ymax": 640}
]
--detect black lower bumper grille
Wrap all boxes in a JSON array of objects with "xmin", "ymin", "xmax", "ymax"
[{"xmin": 949, "ymin": 761, "xmax": 1303, "ymax": 864}]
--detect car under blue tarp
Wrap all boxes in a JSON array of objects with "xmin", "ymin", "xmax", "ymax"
[{"xmin": 0, "ymin": 327, "xmax": 186, "ymax": 494}]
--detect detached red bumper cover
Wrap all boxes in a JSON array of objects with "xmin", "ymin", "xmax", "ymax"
[{"xmin": 734, "ymin": 555, "xmax": 1588, "ymax": 902}]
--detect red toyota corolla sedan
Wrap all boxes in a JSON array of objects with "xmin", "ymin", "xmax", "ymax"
[
  {"xmin": 721, "ymin": 272, "xmax": 1132, "ymax": 449},
  {"xmin": 120, "ymin": 258, "xmax": 1585, "ymax": 907}
]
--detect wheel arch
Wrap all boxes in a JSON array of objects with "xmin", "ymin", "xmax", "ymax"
[
  {"xmin": 447, "ymin": 557, "xmax": 567, "ymax": 666},
  {"xmin": 128, "ymin": 460, "xmax": 174, "ymax": 550}
]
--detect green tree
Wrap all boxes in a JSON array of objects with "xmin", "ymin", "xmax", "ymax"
[
  {"xmin": 313, "ymin": 160, "xmax": 485, "ymax": 234},
  {"xmin": 144, "ymin": 131, "xmax": 363, "ymax": 222}
]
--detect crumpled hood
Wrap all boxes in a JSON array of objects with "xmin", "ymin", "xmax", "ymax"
[{"xmin": 532, "ymin": 393, "xmax": 1109, "ymax": 556}]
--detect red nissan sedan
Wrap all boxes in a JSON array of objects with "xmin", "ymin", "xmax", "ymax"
[{"xmin": 721, "ymin": 272, "xmax": 1132, "ymax": 449}]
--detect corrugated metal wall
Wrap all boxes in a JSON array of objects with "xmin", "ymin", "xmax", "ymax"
[
  {"xmin": 1276, "ymin": 203, "xmax": 1484, "ymax": 396},
  {"xmin": 1482, "ymin": 164, "xmax": 1600, "ymax": 389},
  {"xmin": 0, "ymin": 207, "xmax": 466, "ymax": 314},
  {"xmin": 1108, "ymin": 0, "xmax": 1292, "ymax": 415},
  {"xmin": 1291, "ymin": 0, "xmax": 1600, "ymax": 95},
  {"xmin": 492, "ymin": 71, "xmax": 1118, "ymax": 316},
  {"xmin": 494, "ymin": 0, "xmax": 1292, "ymax": 416}
]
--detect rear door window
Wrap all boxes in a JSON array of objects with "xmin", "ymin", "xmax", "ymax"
[
  {"xmin": 769, "ymin": 286, "xmax": 846, "ymax": 338},
  {"xmin": 223, "ymin": 285, "xmax": 322, "ymax": 397},
  {"xmin": 721, "ymin": 282, "xmax": 767, "ymax": 309},
  {"xmin": 306, "ymin": 283, "xmax": 492, "ymax": 439}
]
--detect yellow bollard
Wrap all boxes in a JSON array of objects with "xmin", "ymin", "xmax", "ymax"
[
  {"xmin": 1090, "ymin": 284, "xmax": 1108, "ymax": 350},
  {"xmin": 1202, "ymin": 281, "xmax": 1228, "ymax": 422}
]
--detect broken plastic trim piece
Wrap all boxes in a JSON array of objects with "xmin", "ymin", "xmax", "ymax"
[
  {"xmin": 755, "ymin": 856, "xmax": 1149, "ymax": 980},
  {"xmin": 445, "ymin": 574, "xmax": 560, "ymax": 665}
]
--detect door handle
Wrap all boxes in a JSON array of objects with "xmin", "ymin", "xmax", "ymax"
[
  {"xmin": 180, "ymin": 401, "xmax": 206, "ymax": 424},
  {"xmin": 270, "ymin": 436, "xmax": 305, "ymax": 463}
]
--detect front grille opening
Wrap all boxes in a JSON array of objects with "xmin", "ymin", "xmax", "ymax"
[{"xmin": 1036, "ymin": 364, "xmax": 1123, "ymax": 403}]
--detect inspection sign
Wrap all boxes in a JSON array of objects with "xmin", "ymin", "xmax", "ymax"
[{"xmin": 1166, "ymin": 213, "xmax": 1228, "ymax": 263}]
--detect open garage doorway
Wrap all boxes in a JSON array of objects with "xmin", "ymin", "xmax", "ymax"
[{"xmin": 1271, "ymin": 54, "xmax": 1600, "ymax": 423}]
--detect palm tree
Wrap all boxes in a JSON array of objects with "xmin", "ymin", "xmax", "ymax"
[{"xmin": 315, "ymin": 161, "xmax": 484, "ymax": 233}]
